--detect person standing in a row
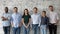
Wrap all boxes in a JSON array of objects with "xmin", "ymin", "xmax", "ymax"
[
  {"xmin": 48, "ymin": 5, "xmax": 59, "ymax": 34},
  {"xmin": 11, "ymin": 7, "xmax": 22, "ymax": 34},
  {"xmin": 22, "ymin": 9, "xmax": 31, "ymax": 34},
  {"xmin": 31, "ymin": 7, "xmax": 41, "ymax": 34},
  {"xmin": 1, "ymin": 7, "xmax": 11, "ymax": 34},
  {"xmin": 40, "ymin": 11, "xmax": 49, "ymax": 34}
]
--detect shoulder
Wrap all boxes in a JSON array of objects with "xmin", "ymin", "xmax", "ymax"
[
  {"xmin": 11, "ymin": 13, "xmax": 14, "ymax": 17},
  {"xmin": 18, "ymin": 13, "xmax": 22, "ymax": 16},
  {"xmin": 31, "ymin": 14, "xmax": 33, "ymax": 16},
  {"xmin": 46, "ymin": 16, "xmax": 49, "ymax": 19}
]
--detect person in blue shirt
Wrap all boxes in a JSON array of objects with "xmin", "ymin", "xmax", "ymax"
[
  {"xmin": 1, "ymin": 7, "xmax": 11, "ymax": 34},
  {"xmin": 11, "ymin": 7, "xmax": 22, "ymax": 34},
  {"xmin": 40, "ymin": 11, "xmax": 49, "ymax": 34}
]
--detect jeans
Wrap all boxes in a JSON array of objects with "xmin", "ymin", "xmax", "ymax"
[
  {"xmin": 37, "ymin": 27, "xmax": 40, "ymax": 34},
  {"xmin": 23, "ymin": 26, "xmax": 30, "ymax": 34},
  {"xmin": 32, "ymin": 24, "xmax": 38, "ymax": 34},
  {"xmin": 3, "ymin": 26, "xmax": 10, "ymax": 34},
  {"xmin": 48, "ymin": 24, "xmax": 57, "ymax": 34},
  {"xmin": 40, "ymin": 25, "xmax": 47, "ymax": 34},
  {"xmin": 12, "ymin": 27, "xmax": 20, "ymax": 34}
]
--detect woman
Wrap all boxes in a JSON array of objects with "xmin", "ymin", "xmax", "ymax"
[{"xmin": 22, "ymin": 9, "xmax": 31, "ymax": 34}]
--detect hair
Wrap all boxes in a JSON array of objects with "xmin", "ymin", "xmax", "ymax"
[
  {"xmin": 33, "ymin": 7, "xmax": 38, "ymax": 10},
  {"xmin": 5, "ymin": 7, "xmax": 8, "ymax": 10},
  {"xmin": 13, "ymin": 7, "xmax": 18, "ymax": 9},
  {"xmin": 42, "ymin": 11, "xmax": 46, "ymax": 14},
  {"xmin": 49, "ymin": 5, "xmax": 53, "ymax": 8},
  {"xmin": 23, "ymin": 9, "xmax": 29, "ymax": 16}
]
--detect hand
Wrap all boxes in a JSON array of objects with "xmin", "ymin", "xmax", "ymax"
[
  {"xmin": 2, "ymin": 17, "xmax": 8, "ymax": 21},
  {"xmin": 1, "ymin": 16, "xmax": 5, "ymax": 18},
  {"xmin": 25, "ymin": 26, "xmax": 28, "ymax": 29},
  {"xmin": 12, "ymin": 25, "xmax": 14, "ymax": 27},
  {"xmin": 19, "ymin": 24, "xmax": 22, "ymax": 27}
]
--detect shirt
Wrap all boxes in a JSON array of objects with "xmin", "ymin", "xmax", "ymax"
[
  {"xmin": 2, "ymin": 13, "xmax": 11, "ymax": 27},
  {"xmin": 11, "ymin": 13, "xmax": 22, "ymax": 27},
  {"xmin": 41, "ymin": 16, "xmax": 49, "ymax": 25},
  {"xmin": 22, "ymin": 15, "xmax": 31, "ymax": 25},
  {"xmin": 48, "ymin": 11, "xmax": 59, "ymax": 24},
  {"xmin": 31, "ymin": 13, "xmax": 41, "ymax": 25}
]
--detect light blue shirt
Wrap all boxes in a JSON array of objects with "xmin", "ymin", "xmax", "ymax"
[
  {"xmin": 2, "ymin": 13, "xmax": 11, "ymax": 27},
  {"xmin": 11, "ymin": 13, "xmax": 22, "ymax": 28}
]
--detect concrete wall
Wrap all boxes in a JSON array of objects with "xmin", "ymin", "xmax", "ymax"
[{"xmin": 0, "ymin": 0, "xmax": 60, "ymax": 34}]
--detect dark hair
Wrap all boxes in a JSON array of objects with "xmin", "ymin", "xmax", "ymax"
[
  {"xmin": 14, "ymin": 7, "xmax": 18, "ymax": 9},
  {"xmin": 23, "ymin": 9, "xmax": 29, "ymax": 16},
  {"xmin": 33, "ymin": 7, "xmax": 38, "ymax": 10},
  {"xmin": 42, "ymin": 11, "xmax": 46, "ymax": 14},
  {"xmin": 5, "ymin": 7, "xmax": 8, "ymax": 10},
  {"xmin": 49, "ymin": 5, "xmax": 53, "ymax": 8}
]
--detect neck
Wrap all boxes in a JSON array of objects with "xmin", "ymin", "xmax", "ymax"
[
  {"xmin": 34, "ymin": 12, "xmax": 37, "ymax": 14},
  {"xmin": 25, "ymin": 14, "xmax": 28, "ymax": 15},
  {"xmin": 42, "ymin": 16, "xmax": 46, "ymax": 17},
  {"xmin": 5, "ymin": 12, "xmax": 8, "ymax": 13},
  {"xmin": 14, "ymin": 12, "xmax": 17, "ymax": 14}
]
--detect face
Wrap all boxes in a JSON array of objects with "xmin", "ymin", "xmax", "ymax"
[
  {"xmin": 42, "ymin": 12, "xmax": 46, "ymax": 17},
  {"xmin": 5, "ymin": 8, "xmax": 8, "ymax": 13},
  {"xmin": 24, "ymin": 10, "xmax": 28, "ymax": 14},
  {"xmin": 33, "ymin": 9, "xmax": 37, "ymax": 14},
  {"xmin": 49, "ymin": 7, "xmax": 53, "ymax": 11},
  {"xmin": 13, "ymin": 8, "xmax": 17, "ymax": 13}
]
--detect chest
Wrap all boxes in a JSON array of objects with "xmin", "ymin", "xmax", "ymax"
[
  {"xmin": 24, "ymin": 16, "xmax": 29, "ymax": 20},
  {"xmin": 32, "ymin": 15, "xmax": 39, "ymax": 20},
  {"xmin": 12, "ymin": 14, "xmax": 20, "ymax": 19},
  {"xmin": 3, "ymin": 14, "xmax": 10, "ymax": 18}
]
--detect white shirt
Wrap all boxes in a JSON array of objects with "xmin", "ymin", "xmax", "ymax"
[
  {"xmin": 48, "ymin": 11, "xmax": 59, "ymax": 24},
  {"xmin": 31, "ymin": 13, "xmax": 41, "ymax": 25},
  {"xmin": 2, "ymin": 13, "xmax": 11, "ymax": 26}
]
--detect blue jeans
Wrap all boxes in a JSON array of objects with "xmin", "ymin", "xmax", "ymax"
[
  {"xmin": 32, "ymin": 24, "xmax": 38, "ymax": 34},
  {"xmin": 3, "ymin": 26, "xmax": 10, "ymax": 34},
  {"xmin": 37, "ymin": 27, "xmax": 40, "ymax": 34},
  {"xmin": 40, "ymin": 25, "xmax": 47, "ymax": 34},
  {"xmin": 23, "ymin": 26, "xmax": 30, "ymax": 34},
  {"xmin": 12, "ymin": 27, "xmax": 20, "ymax": 34}
]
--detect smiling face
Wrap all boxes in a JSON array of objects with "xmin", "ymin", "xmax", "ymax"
[
  {"xmin": 24, "ymin": 9, "xmax": 29, "ymax": 15},
  {"xmin": 13, "ymin": 7, "xmax": 18, "ymax": 13},
  {"xmin": 24, "ymin": 10, "xmax": 28, "ymax": 14},
  {"xmin": 33, "ymin": 7, "xmax": 38, "ymax": 14},
  {"xmin": 33, "ymin": 8, "xmax": 37, "ymax": 13},
  {"xmin": 49, "ymin": 6, "xmax": 54, "ymax": 12},
  {"xmin": 5, "ymin": 7, "xmax": 8, "ymax": 13},
  {"xmin": 42, "ymin": 11, "xmax": 46, "ymax": 17}
]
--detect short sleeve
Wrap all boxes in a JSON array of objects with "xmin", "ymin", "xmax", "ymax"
[
  {"xmin": 22, "ymin": 15, "xmax": 24, "ymax": 18},
  {"xmin": 29, "ymin": 15, "xmax": 31, "ymax": 18}
]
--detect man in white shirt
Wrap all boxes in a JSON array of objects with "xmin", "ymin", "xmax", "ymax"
[
  {"xmin": 31, "ymin": 7, "xmax": 41, "ymax": 34},
  {"xmin": 48, "ymin": 5, "xmax": 59, "ymax": 34},
  {"xmin": 1, "ymin": 7, "xmax": 11, "ymax": 34}
]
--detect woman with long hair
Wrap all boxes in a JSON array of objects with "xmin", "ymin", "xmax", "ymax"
[{"xmin": 22, "ymin": 9, "xmax": 31, "ymax": 34}]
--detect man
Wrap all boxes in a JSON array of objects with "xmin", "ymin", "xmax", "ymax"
[
  {"xmin": 1, "ymin": 7, "xmax": 11, "ymax": 34},
  {"xmin": 31, "ymin": 7, "xmax": 41, "ymax": 34},
  {"xmin": 48, "ymin": 5, "xmax": 59, "ymax": 34},
  {"xmin": 40, "ymin": 11, "xmax": 49, "ymax": 34},
  {"xmin": 11, "ymin": 7, "xmax": 22, "ymax": 34}
]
